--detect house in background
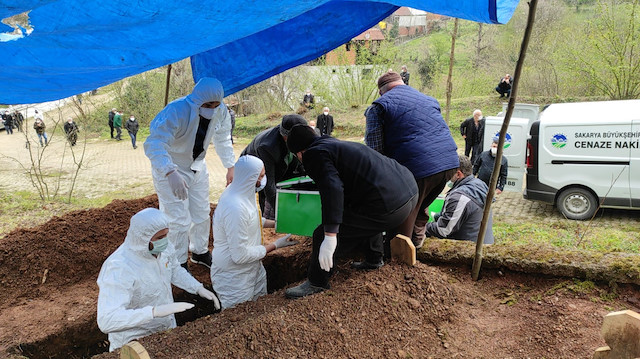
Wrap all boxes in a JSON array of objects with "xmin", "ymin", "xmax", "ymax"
[
  {"xmin": 388, "ymin": 7, "xmax": 445, "ymax": 38},
  {"xmin": 325, "ymin": 27, "xmax": 385, "ymax": 65}
]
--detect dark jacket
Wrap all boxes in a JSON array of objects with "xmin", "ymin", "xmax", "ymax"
[
  {"xmin": 2, "ymin": 114, "xmax": 13, "ymax": 127},
  {"xmin": 459, "ymin": 117, "xmax": 485, "ymax": 145},
  {"xmin": 425, "ymin": 175, "xmax": 494, "ymax": 243},
  {"xmin": 497, "ymin": 77, "xmax": 512, "ymax": 91},
  {"xmin": 241, "ymin": 125, "xmax": 304, "ymax": 207},
  {"xmin": 400, "ymin": 71, "xmax": 410, "ymax": 85},
  {"xmin": 473, "ymin": 150, "xmax": 508, "ymax": 191},
  {"xmin": 108, "ymin": 111, "xmax": 115, "ymax": 125},
  {"xmin": 33, "ymin": 119, "xmax": 46, "ymax": 134},
  {"xmin": 124, "ymin": 118, "xmax": 139, "ymax": 134},
  {"xmin": 64, "ymin": 121, "xmax": 79, "ymax": 135},
  {"xmin": 302, "ymin": 136, "xmax": 418, "ymax": 233},
  {"xmin": 316, "ymin": 114, "xmax": 334, "ymax": 136},
  {"xmin": 372, "ymin": 85, "xmax": 459, "ymax": 179}
]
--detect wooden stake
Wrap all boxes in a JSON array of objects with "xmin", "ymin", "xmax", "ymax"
[
  {"xmin": 163, "ymin": 64, "xmax": 172, "ymax": 107},
  {"xmin": 120, "ymin": 341, "xmax": 151, "ymax": 359},
  {"xmin": 472, "ymin": 0, "xmax": 539, "ymax": 281},
  {"xmin": 391, "ymin": 234, "xmax": 416, "ymax": 266}
]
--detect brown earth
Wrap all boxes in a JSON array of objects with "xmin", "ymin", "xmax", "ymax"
[{"xmin": 1, "ymin": 196, "xmax": 639, "ymax": 359}]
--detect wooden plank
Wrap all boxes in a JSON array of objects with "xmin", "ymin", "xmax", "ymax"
[
  {"xmin": 121, "ymin": 341, "xmax": 151, "ymax": 359},
  {"xmin": 390, "ymin": 234, "xmax": 416, "ymax": 266}
]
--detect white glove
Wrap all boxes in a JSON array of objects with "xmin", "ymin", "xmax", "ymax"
[
  {"xmin": 197, "ymin": 287, "xmax": 221, "ymax": 310},
  {"xmin": 152, "ymin": 302, "xmax": 194, "ymax": 318},
  {"xmin": 274, "ymin": 234, "xmax": 298, "ymax": 249},
  {"xmin": 167, "ymin": 170, "xmax": 188, "ymax": 200},
  {"xmin": 318, "ymin": 235, "xmax": 337, "ymax": 272}
]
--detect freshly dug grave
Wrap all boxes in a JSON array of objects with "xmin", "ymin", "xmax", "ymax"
[
  {"xmin": 1, "ymin": 196, "xmax": 639, "ymax": 358},
  {"xmin": 0, "ymin": 195, "xmax": 309, "ymax": 359}
]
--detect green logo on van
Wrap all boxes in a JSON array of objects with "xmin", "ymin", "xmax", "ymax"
[
  {"xmin": 493, "ymin": 132, "xmax": 512, "ymax": 149},
  {"xmin": 551, "ymin": 134, "xmax": 567, "ymax": 148}
]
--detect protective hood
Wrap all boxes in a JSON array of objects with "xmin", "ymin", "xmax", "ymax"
[
  {"xmin": 123, "ymin": 208, "xmax": 169, "ymax": 258},
  {"xmin": 187, "ymin": 77, "xmax": 225, "ymax": 107},
  {"xmin": 228, "ymin": 155, "xmax": 264, "ymax": 196}
]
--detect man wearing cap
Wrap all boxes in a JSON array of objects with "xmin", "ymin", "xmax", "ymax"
[
  {"xmin": 144, "ymin": 78, "xmax": 235, "ymax": 270},
  {"xmin": 241, "ymin": 114, "xmax": 307, "ymax": 219},
  {"xmin": 364, "ymin": 71, "xmax": 459, "ymax": 250},
  {"xmin": 284, "ymin": 125, "xmax": 418, "ymax": 298}
]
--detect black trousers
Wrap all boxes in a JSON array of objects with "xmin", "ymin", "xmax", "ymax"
[
  {"xmin": 109, "ymin": 121, "xmax": 114, "ymax": 138},
  {"xmin": 307, "ymin": 194, "xmax": 417, "ymax": 287},
  {"xmin": 464, "ymin": 141, "xmax": 482, "ymax": 165}
]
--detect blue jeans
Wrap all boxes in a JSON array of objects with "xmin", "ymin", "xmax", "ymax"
[
  {"xmin": 128, "ymin": 131, "xmax": 137, "ymax": 148},
  {"xmin": 37, "ymin": 132, "xmax": 48, "ymax": 146},
  {"xmin": 4, "ymin": 125, "xmax": 12, "ymax": 134}
]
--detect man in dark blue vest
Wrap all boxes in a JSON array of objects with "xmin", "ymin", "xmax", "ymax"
[{"xmin": 365, "ymin": 71, "xmax": 459, "ymax": 250}]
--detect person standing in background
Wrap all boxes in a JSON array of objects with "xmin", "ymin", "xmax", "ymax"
[
  {"xmin": 113, "ymin": 111, "xmax": 123, "ymax": 141},
  {"xmin": 400, "ymin": 65, "xmax": 410, "ymax": 85},
  {"xmin": 124, "ymin": 115, "xmax": 140, "ymax": 149},
  {"xmin": 108, "ymin": 108, "xmax": 116, "ymax": 139},
  {"xmin": 459, "ymin": 109, "xmax": 485, "ymax": 165},
  {"xmin": 316, "ymin": 107, "xmax": 334, "ymax": 136}
]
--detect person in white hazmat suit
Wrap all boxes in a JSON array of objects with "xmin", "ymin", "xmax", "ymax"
[
  {"xmin": 144, "ymin": 77, "xmax": 235, "ymax": 270},
  {"xmin": 211, "ymin": 155, "xmax": 299, "ymax": 309},
  {"xmin": 97, "ymin": 208, "xmax": 220, "ymax": 352}
]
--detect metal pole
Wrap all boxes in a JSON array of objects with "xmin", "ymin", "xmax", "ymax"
[
  {"xmin": 164, "ymin": 64, "xmax": 172, "ymax": 106},
  {"xmin": 472, "ymin": 0, "xmax": 539, "ymax": 281}
]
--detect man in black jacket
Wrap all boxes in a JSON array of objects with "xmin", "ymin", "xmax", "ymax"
[
  {"xmin": 473, "ymin": 139, "xmax": 508, "ymax": 194},
  {"xmin": 241, "ymin": 114, "xmax": 307, "ymax": 219},
  {"xmin": 63, "ymin": 117, "xmax": 79, "ymax": 146},
  {"xmin": 284, "ymin": 125, "xmax": 418, "ymax": 299},
  {"xmin": 316, "ymin": 107, "xmax": 334, "ymax": 136},
  {"xmin": 459, "ymin": 109, "xmax": 485, "ymax": 165},
  {"xmin": 495, "ymin": 74, "xmax": 513, "ymax": 98},
  {"xmin": 108, "ymin": 108, "xmax": 116, "ymax": 139}
]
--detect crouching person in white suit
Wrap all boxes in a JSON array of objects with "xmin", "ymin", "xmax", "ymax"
[
  {"xmin": 97, "ymin": 208, "xmax": 220, "ymax": 352},
  {"xmin": 211, "ymin": 155, "xmax": 299, "ymax": 309}
]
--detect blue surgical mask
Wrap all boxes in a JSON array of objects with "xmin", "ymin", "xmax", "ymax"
[
  {"xmin": 256, "ymin": 176, "xmax": 267, "ymax": 192},
  {"xmin": 149, "ymin": 236, "xmax": 169, "ymax": 255},
  {"xmin": 200, "ymin": 107, "xmax": 215, "ymax": 120}
]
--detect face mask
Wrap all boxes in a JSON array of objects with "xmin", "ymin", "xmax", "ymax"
[
  {"xmin": 256, "ymin": 175, "xmax": 267, "ymax": 192},
  {"xmin": 129, "ymin": 117, "xmax": 135, "ymax": 121},
  {"xmin": 200, "ymin": 107, "xmax": 215, "ymax": 120},
  {"xmin": 149, "ymin": 236, "xmax": 169, "ymax": 255},
  {"xmin": 490, "ymin": 147, "xmax": 497, "ymax": 156},
  {"xmin": 323, "ymin": 111, "xmax": 329, "ymax": 116}
]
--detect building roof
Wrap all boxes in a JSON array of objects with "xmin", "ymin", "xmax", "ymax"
[
  {"xmin": 393, "ymin": 6, "xmax": 428, "ymax": 16},
  {"xmin": 353, "ymin": 28, "xmax": 385, "ymax": 41}
]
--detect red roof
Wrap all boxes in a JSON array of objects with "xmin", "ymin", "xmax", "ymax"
[
  {"xmin": 353, "ymin": 28, "xmax": 385, "ymax": 41},
  {"xmin": 393, "ymin": 7, "xmax": 413, "ymax": 16}
]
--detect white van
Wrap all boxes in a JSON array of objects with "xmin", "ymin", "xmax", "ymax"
[{"xmin": 524, "ymin": 100, "xmax": 640, "ymax": 219}]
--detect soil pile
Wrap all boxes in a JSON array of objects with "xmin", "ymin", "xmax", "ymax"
[{"xmin": 95, "ymin": 262, "xmax": 458, "ymax": 359}]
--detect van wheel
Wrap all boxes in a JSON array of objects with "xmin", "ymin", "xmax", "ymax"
[{"xmin": 557, "ymin": 187, "xmax": 598, "ymax": 220}]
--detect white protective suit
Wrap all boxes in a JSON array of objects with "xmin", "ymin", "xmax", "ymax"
[
  {"xmin": 211, "ymin": 155, "xmax": 268, "ymax": 309},
  {"xmin": 97, "ymin": 208, "xmax": 204, "ymax": 351},
  {"xmin": 144, "ymin": 78, "xmax": 235, "ymax": 264}
]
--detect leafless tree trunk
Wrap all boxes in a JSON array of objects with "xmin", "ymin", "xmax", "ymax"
[
  {"xmin": 474, "ymin": 23, "xmax": 487, "ymax": 69},
  {"xmin": 445, "ymin": 18, "xmax": 459, "ymax": 124}
]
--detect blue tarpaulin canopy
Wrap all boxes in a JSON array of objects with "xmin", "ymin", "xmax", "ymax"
[{"xmin": 0, "ymin": 0, "xmax": 519, "ymax": 104}]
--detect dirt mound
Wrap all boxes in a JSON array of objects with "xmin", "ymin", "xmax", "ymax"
[
  {"xmin": 0, "ymin": 195, "xmax": 159, "ymax": 307},
  {"xmin": 95, "ymin": 262, "xmax": 458, "ymax": 359}
]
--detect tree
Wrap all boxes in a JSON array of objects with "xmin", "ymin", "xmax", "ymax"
[
  {"xmin": 445, "ymin": 18, "xmax": 459, "ymax": 124},
  {"xmin": 567, "ymin": 0, "xmax": 640, "ymax": 99}
]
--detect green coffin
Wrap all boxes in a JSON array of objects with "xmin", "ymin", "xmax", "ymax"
[
  {"xmin": 275, "ymin": 176, "xmax": 321, "ymax": 237},
  {"xmin": 427, "ymin": 196, "xmax": 445, "ymax": 222}
]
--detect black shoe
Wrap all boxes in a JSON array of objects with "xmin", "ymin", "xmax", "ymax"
[
  {"xmin": 351, "ymin": 260, "xmax": 384, "ymax": 270},
  {"xmin": 133, "ymin": 145, "xmax": 137, "ymax": 149},
  {"xmin": 285, "ymin": 280, "xmax": 329, "ymax": 299},
  {"xmin": 180, "ymin": 262, "xmax": 190, "ymax": 272},
  {"xmin": 190, "ymin": 251, "xmax": 212, "ymax": 268}
]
